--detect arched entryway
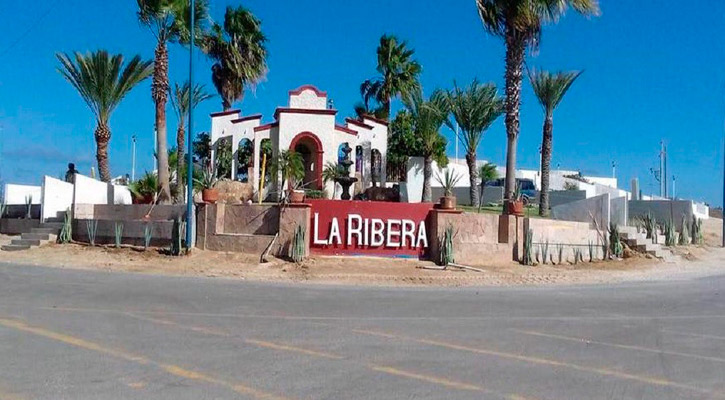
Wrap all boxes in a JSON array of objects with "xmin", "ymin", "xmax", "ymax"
[{"xmin": 289, "ymin": 132, "xmax": 323, "ymax": 190}]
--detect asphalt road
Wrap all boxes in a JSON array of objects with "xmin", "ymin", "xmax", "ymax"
[{"xmin": 1, "ymin": 262, "xmax": 725, "ymax": 399}]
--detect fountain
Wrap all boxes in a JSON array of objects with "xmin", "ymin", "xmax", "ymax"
[{"xmin": 335, "ymin": 143, "xmax": 358, "ymax": 200}]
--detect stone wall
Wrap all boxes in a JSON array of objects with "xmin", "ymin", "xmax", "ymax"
[
  {"xmin": 222, "ymin": 204, "xmax": 279, "ymax": 235},
  {"xmin": 526, "ymin": 218, "xmax": 603, "ymax": 262},
  {"xmin": 0, "ymin": 219, "xmax": 40, "ymax": 235},
  {"xmin": 428, "ymin": 211, "xmax": 520, "ymax": 266},
  {"xmin": 196, "ymin": 203, "xmax": 278, "ymax": 255}
]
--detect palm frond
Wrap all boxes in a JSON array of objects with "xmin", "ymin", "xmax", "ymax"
[
  {"xmin": 56, "ymin": 50, "xmax": 153, "ymax": 123},
  {"xmin": 528, "ymin": 68, "xmax": 582, "ymax": 114}
]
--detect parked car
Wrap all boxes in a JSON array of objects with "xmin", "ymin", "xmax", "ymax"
[{"xmin": 485, "ymin": 178, "xmax": 537, "ymax": 204}]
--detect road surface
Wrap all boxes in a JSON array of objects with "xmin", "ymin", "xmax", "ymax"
[{"xmin": 0, "ymin": 262, "xmax": 724, "ymax": 399}]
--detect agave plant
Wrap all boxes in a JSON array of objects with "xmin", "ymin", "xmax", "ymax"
[{"xmin": 435, "ymin": 168, "xmax": 463, "ymax": 197}]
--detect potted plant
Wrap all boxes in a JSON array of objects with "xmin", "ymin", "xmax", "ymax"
[
  {"xmin": 435, "ymin": 168, "xmax": 462, "ymax": 210},
  {"xmin": 270, "ymin": 150, "xmax": 305, "ymax": 203},
  {"xmin": 507, "ymin": 183, "xmax": 525, "ymax": 216},
  {"xmin": 128, "ymin": 172, "xmax": 159, "ymax": 204},
  {"xmin": 195, "ymin": 163, "xmax": 219, "ymax": 203}
]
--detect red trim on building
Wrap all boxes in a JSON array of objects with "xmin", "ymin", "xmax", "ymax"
[
  {"xmin": 362, "ymin": 115, "xmax": 389, "ymax": 126},
  {"xmin": 210, "ymin": 109, "xmax": 241, "ymax": 118},
  {"xmin": 274, "ymin": 108, "xmax": 337, "ymax": 119},
  {"xmin": 253, "ymin": 122, "xmax": 278, "ymax": 132},
  {"xmin": 345, "ymin": 118, "xmax": 374, "ymax": 130},
  {"xmin": 288, "ymin": 85, "xmax": 327, "ymax": 98},
  {"xmin": 335, "ymin": 125, "xmax": 357, "ymax": 136},
  {"xmin": 289, "ymin": 132, "xmax": 324, "ymax": 190},
  {"xmin": 231, "ymin": 114, "xmax": 263, "ymax": 123}
]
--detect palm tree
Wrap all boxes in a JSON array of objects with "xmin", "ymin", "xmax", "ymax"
[
  {"xmin": 475, "ymin": 0, "xmax": 599, "ymax": 212},
  {"xmin": 443, "ymin": 80, "xmax": 504, "ymax": 206},
  {"xmin": 322, "ymin": 162, "xmax": 344, "ymax": 199},
  {"xmin": 478, "ymin": 162, "xmax": 499, "ymax": 212},
  {"xmin": 137, "ymin": 0, "xmax": 208, "ymax": 203},
  {"xmin": 405, "ymin": 90, "xmax": 450, "ymax": 202},
  {"xmin": 360, "ymin": 35, "xmax": 422, "ymax": 120},
  {"xmin": 201, "ymin": 5, "xmax": 267, "ymax": 111},
  {"xmin": 56, "ymin": 51, "xmax": 152, "ymax": 182},
  {"xmin": 529, "ymin": 68, "xmax": 582, "ymax": 216},
  {"xmin": 269, "ymin": 150, "xmax": 304, "ymax": 201},
  {"xmin": 169, "ymin": 81, "xmax": 214, "ymax": 202}
]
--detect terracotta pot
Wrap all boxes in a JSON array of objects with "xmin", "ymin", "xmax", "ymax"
[
  {"xmin": 132, "ymin": 194, "xmax": 154, "ymax": 204},
  {"xmin": 202, "ymin": 188, "xmax": 219, "ymax": 204},
  {"xmin": 289, "ymin": 190, "xmax": 305, "ymax": 203},
  {"xmin": 507, "ymin": 200, "xmax": 525, "ymax": 216},
  {"xmin": 439, "ymin": 196, "xmax": 456, "ymax": 210}
]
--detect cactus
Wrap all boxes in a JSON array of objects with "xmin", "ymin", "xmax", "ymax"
[
  {"xmin": 522, "ymin": 229, "xmax": 534, "ymax": 266},
  {"xmin": 663, "ymin": 218, "xmax": 677, "ymax": 247},
  {"xmin": 557, "ymin": 243, "xmax": 565, "ymax": 265},
  {"xmin": 639, "ymin": 213, "xmax": 657, "ymax": 243},
  {"xmin": 678, "ymin": 214, "xmax": 690, "ymax": 246},
  {"xmin": 439, "ymin": 225, "xmax": 455, "ymax": 266},
  {"xmin": 691, "ymin": 216, "xmax": 704, "ymax": 246},
  {"xmin": 113, "ymin": 222, "xmax": 124, "ymax": 248},
  {"xmin": 58, "ymin": 209, "xmax": 72, "ymax": 244},
  {"xmin": 0, "ymin": 200, "xmax": 6, "ymax": 218},
  {"xmin": 143, "ymin": 222, "xmax": 154, "ymax": 250},
  {"xmin": 573, "ymin": 248, "xmax": 583, "ymax": 265},
  {"xmin": 170, "ymin": 217, "xmax": 183, "ymax": 256},
  {"xmin": 86, "ymin": 220, "xmax": 98, "ymax": 246},
  {"xmin": 608, "ymin": 222, "xmax": 624, "ymax": 258},
  {"xmin": 588, "ymin": 241, "xmax": 595, "ymax": 262},
  {"xmin": 540, "ymin": 240, "xmax": 550, "ymax": 265},
  {"xmin": 290, "ymin": 224, "xmax": 307, "ymax": 263}
]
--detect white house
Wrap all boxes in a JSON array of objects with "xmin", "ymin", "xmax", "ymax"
[{"xmin": 210, "ymin": 85, "xmax": 388, "ymax": 198}]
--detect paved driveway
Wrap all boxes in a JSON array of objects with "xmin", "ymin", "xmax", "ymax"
[{"xmin": 1, "ymin": 262, "xmax": 724, "ymax": 399}]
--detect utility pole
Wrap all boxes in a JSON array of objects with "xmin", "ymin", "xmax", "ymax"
[
  {"xmin": 611, "ymin": 160, "xmax": 616, "ymax": 179},
  {"xmin": 659, "ymin": 141, "xmax": 666, "ymax": 198},
  {"xmin": 185, "ymin": 0, "xmax": 195, "ymax": 250},
  {"xmin": 131, "ymin": 134, "xmax": 137, "ymax": 182},
  {"xmin": 672, "ymin": 175, "xmax": 676, "ymax": 199}
]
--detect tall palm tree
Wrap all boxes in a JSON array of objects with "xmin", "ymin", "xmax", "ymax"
[
  {"xmin": 360, "ymin": 35, "xmax": 422, "ymax": 120},
  {"xmin": 443, "ymin": 80, "xmax": 504, "ymax": 206},
  {"xmin": 478, "ymin": 161, "xmax": 499, "ymax": 212},
  {"xmin": 201, "ymin": 5, "xmax": 267, "ymax": 111},
  {"xmin": 475, "ymin": 0, "xmax": 599, "ymax": 212},
  {"xmin": 169, "ymin": 81, "xmax": 214, "ymax": 202},
  {"xmin": 137, "ymin": 0, "xmax": 208, "ymax": 203},
  {"xmin": 529, "ymin": 69, "xmax": 582, "ymax": 216},
  {"xmin": 405, "ymin": 90, "xmax": 450, "ymax": 202},
  {"xmin": 56, "ymin": 51, "xmax": 152, "ymax": 182}
]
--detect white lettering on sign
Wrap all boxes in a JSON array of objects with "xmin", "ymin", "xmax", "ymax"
[{"xmin": 313, "ymin": 213, "xmax": 427, "ymax": 248}]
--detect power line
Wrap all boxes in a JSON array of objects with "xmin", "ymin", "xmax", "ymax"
[{"xmin": 0, "ymin": 0, "xmax": 62, "ymax": 57}]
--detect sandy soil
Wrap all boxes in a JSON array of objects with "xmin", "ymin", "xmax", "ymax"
[{"xmin": 2, "ymin": 233, "xmax": 725, "ymax": 287}]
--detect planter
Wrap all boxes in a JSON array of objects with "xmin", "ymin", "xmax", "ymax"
[
  {"xmin": 202, "ymin": 188, "xmax": 219, "ymax": 204},
  {"xmin": 288, "ymin": 190, "xmax": 305, "ymax": 203},
  {"xmin": 132, "ymin": 194, "xmax": 154, "ymax": 205},
  {"xmin": 439, "ymin": 196, "xmax": 456, "ymax": 210},
  {"xmin": 507, "ymin": 200, "xmax": 525, "ymax": 216}
]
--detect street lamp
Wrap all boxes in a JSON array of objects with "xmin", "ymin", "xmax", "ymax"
[
  {"xmin": 185, "ymin": 0, "xmax": 195, "ymax": 250},
  {"xmin": 131, "ymin": 134, "xmax": 137, "ymax": 182}
]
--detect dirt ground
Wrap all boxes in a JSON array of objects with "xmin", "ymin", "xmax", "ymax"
[{"xmin": 2, "ymin": 229, "xmax": 725, "ymax": 287}]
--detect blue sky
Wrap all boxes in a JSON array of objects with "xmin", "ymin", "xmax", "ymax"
[{"xmin": 1, "ymin": 0, "xmax": 724, "ymax": 206}]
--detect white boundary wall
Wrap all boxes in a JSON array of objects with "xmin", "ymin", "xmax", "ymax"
[
  {"xmin": 41, "ymin": 176, "xmax": 74, "ymax": 222},
  {"xmin": 551, "ymin": 193, "xmax": 611, "ymax": 230},
  {"xmin": 3, "ymin": 184, "xmax": 41, "ymax": 205}
]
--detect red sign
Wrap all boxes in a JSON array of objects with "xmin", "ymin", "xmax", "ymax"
[{"xmin": 308, "ymin": 199, "xmax": 434, "ymax": 258}]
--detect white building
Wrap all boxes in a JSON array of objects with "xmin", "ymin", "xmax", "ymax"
[{"xmin": 210, "ymin": 85, "xmax": 388, "ymax": 198}]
